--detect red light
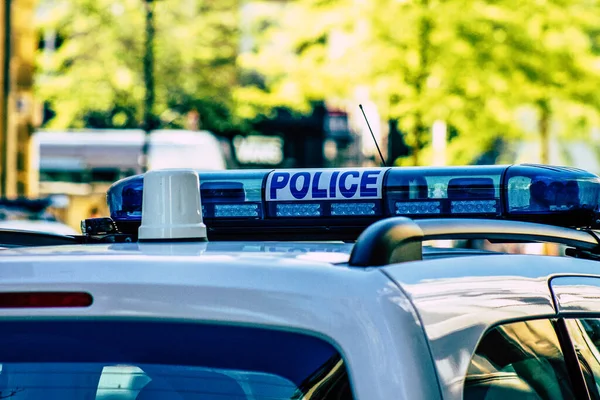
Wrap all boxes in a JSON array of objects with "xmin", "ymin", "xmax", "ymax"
[{"xmin": 0, "ymin": 292, "xmax": 93, "ymax": 308}]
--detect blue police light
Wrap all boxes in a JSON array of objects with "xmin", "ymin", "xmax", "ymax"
[
  {"xmin": 265, "ymin": 169, "xmax": 385, "ymax": 218},
  {"xmin": 198, "ymin": 170, "xmax": 268, "ymax": 218},
  {"xmin": 105, "ymin": 164, "xmax": 600, "ymax": 238},
  {"xmin": 108, "ymin": 175, "xmax": 143, "ymax": 221},
  {"xmin": 385, "ymin": 166, "xmax": 504, "ymax": 217},
  {"xmin": 505, "ymin": 165, "xmax": 600, "ymax": 226},
  {"xmin": 107, "ymin": 170, "xmax": 269, "ymax": 226}
]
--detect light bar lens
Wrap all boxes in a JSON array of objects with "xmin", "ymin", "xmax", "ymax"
[
  {"xmin": 276, "ymin": 203, "xmax": 321, "ymax": 217},
  {"xmin": 331, "ymin": 202, "xmax": 376, "ymax": 216},
  {"xmin": 505, "ymin": 165, "xmax": 600, "ymax": 225},
  {"xmin": 396, "ymin": 201, "xmax": 441, "ymax": 215},
  {"xmin": 451, "ymin": 200, "xmax": 498, "ymax": 214},
  {"xmin": 214, "ymin": 204, "xmax": 260, "ymax": 218},
  {"xmin": 199, "ymin": 170, "xmax": 268, "ymax": 219},
  {"xmin": 108, "ymin": 177, "xmax": 143, "ymax": 221},
  {"xmin": 108, "ymin": 170, "xmax": 270, "ymax": 223},
  {"xmin": 386, "ymin": 166, "xmax": 504, "ymax": 217},
  {"xmin": 106, "ymin": 164, "xmax": 600, "ymax": 233},
  {"xmin": 265, "ymin": 168, "xmax": 386, "ymax": 218}
]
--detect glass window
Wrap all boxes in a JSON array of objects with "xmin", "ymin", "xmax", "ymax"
[
  {"xmin": 90, "ymin": 168, "xmax": 121, "ymax": 183},
  {"xmin": 0, "ymin": 320, "xmax": 354, "ymax": 400},
  {"xmin": 39, "ymin": 170, "xmax": 88, "ymax": 183},
  {"xmin": 565, "ymin": 318, "xmax": 600, "ymax": 399},
  {"xmin": 464, "ymin": 319, "xmax": 576, "ymax": 400}
]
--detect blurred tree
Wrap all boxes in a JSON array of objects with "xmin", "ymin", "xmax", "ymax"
[
  {"xmin": 239, "ymin": 0, "xmax": 600, "ymax": 165},
  {"xmin": 454, "ymin": 0, "xmax": 600, "ymax": 164},
  {"xmin": 34, "ymin": 0, "xmax": 241, "ymax": 135}
]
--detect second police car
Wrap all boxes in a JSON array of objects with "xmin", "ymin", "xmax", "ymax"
[{"xmin": 2, "ymin": 164, "xmax": 600, "ymax": 399}]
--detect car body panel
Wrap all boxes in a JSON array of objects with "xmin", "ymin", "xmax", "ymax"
[
  {"xmin": 0, "ymin": 252, "xmax": 441, "ymax": 400},
  {"xmin": 550, "ymin": 275, "xmax": 600, "ymax": 314},
  {"xmin": 4, "ymin": 244, "xmax": 600, "ymax": 399},
  {"xmin": 383, "ymin": 254, "xmax": 600, "ymax": 400}
]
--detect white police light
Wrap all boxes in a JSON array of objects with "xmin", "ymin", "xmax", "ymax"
[{"xmin": 137, "ymin": 169, "xmax": 207, "ymax": 241}]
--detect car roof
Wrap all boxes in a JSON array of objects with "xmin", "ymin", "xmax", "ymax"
[
  {"xmin": 0, "ymin": 241, "xmax": 498, "ymax": 261},
  {"xmin": 0, "ymin": 245, "xmax": 441, "ymax": 400},
  {"xmin": 0, "ymin": 240, "xmax": 597, "ymax": 400},
  {"xmin": 0, "ymin": 241, "xmax": 355, "ymax": 261}
]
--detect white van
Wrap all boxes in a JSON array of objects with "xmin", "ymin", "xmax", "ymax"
[
  {"xmin": 146, "ymin": 129, "xmax": 226, "ymax": 171},
  {"xmin": 31, "ymin": 129, "xmax": 227, "ymax": 195}
]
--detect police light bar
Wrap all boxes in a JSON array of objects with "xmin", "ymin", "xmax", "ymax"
[{"xmin": 106, "ymin": 164, "xmax": 600, "ymax": 238}]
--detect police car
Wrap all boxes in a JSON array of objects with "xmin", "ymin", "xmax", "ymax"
[{"xmin": 3, "ymin": 165, "xmax": 600, "ymax": 400}]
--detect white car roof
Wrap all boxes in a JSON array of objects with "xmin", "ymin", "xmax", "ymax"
[
  {"xmin": 0, "ymin": 240, "xmax": 496, "ymax": 260},
  {"xmin": 0, "ymin": 241, "xmax": 355, "ymax": 260},
  {"xmin": 0, "ymin": 242, "xmax": 598, "ymax": 399}
]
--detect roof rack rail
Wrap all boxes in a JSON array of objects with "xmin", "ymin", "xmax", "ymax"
[{"xmin": 349, "ymin": 218, "xmax": 600, "ymax": 267}]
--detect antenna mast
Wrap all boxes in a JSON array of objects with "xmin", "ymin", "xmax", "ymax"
[{"xmin": 359, "ymin": 104, "xmax": 387, "ymax": 167}]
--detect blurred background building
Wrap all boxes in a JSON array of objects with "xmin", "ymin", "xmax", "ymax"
[{"xmin": 1, "ymin": 0, "xmax": 37, "ymax": 199}]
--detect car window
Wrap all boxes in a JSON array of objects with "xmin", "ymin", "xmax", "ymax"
[
  {"xmin": 0, "ymin": 320, "xmax": 354, "ymax": 400},
  {"xmin": 564, "ymin": 318, "xmax": 600, "ymax": 400},
  {"xmin": 464, "ymin": 319, "xmax": 576, "ymax": 400}
]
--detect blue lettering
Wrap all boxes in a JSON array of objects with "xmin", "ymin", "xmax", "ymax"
[
  {"xmin": 290, "ymin": 172, "xmax": 310, "ymax": 199},
  {"xmin": 360, "ymin": 170, "xmax": 380, "ymax": 197},
  {"xmin": 329, "ymin": 171, "xmax": 340, "ymax": 197},
  {"xmin": 270, "ymin": 170, "xmax": 381, "ymax": 200},
  {"xmin": 340, "ymin": 171, "xmax": 359, "ymax": 198},
  {"xmin": 270, "ymin": 172, "xmax": 290, "ymax": 199},
  {"xmin": 312, "ymin": 172, "xmax": 327, "ymax": 198}
]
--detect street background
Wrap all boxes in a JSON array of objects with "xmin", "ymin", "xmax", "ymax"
[{"xmin": 3, "ymin": 0, "xmax": 600, "ymax": 231}]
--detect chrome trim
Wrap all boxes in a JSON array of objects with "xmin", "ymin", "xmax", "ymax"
[{"xmin": 417, "ymin": 219, "xmax": 599, "ymax": 250}]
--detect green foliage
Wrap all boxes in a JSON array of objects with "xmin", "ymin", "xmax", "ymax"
[
  {"xmin": 35, "ymin": 0, "xmax": 241, "ymax": 134},
  {"xmin": 35, "ymin": 0, "xmax": 600, "ymax": 163},
  {"xmin": 241, "ymin": 0, "xmax": 600, "ymax": 165}
]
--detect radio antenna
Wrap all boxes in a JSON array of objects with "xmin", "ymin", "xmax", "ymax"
[{"xmin": 359, "ymin": 104, "xmax": 387, "ymax": 167}]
